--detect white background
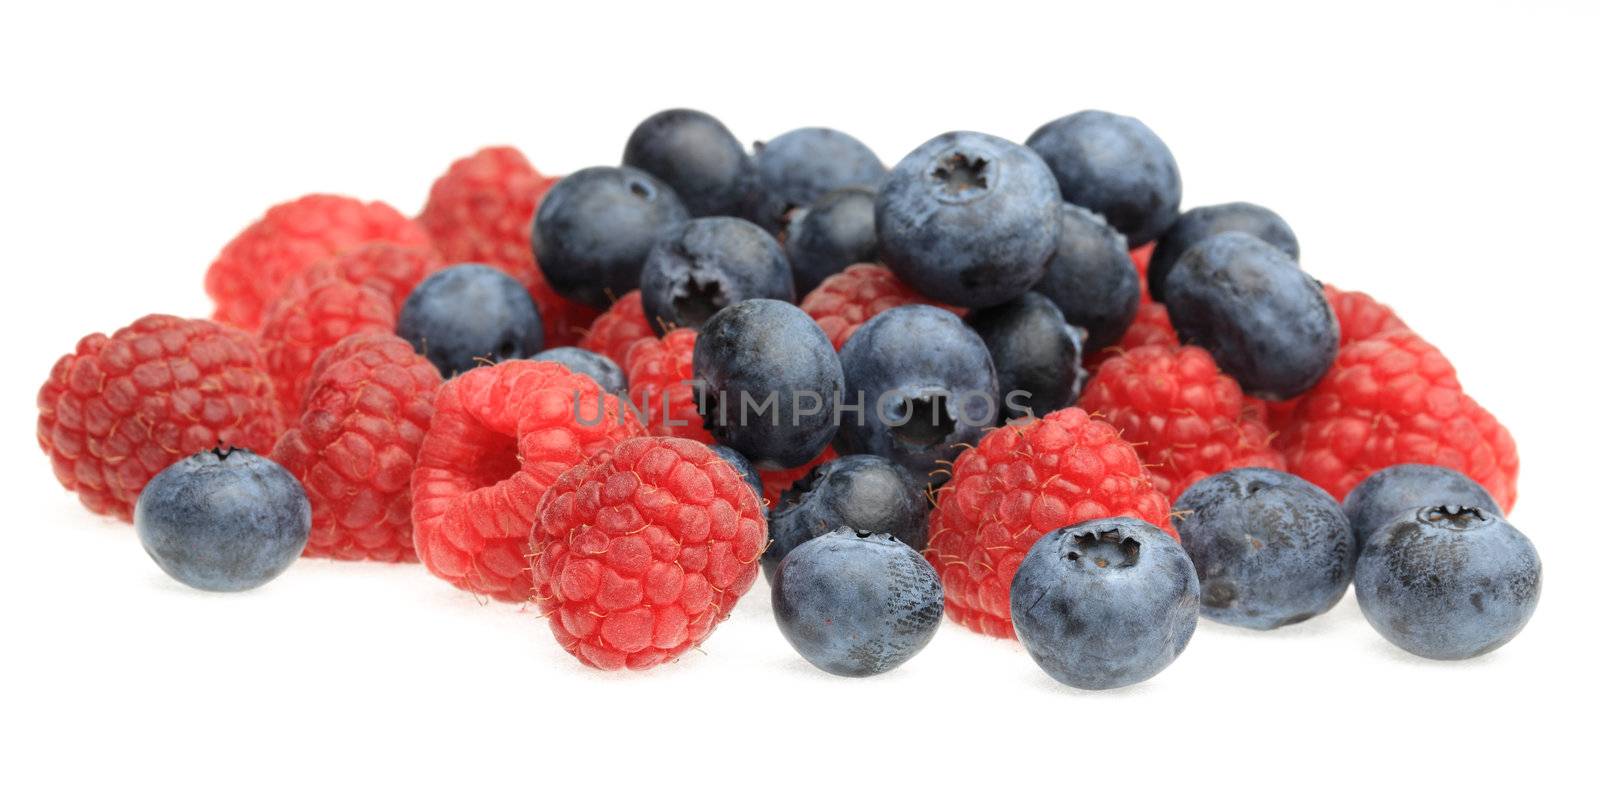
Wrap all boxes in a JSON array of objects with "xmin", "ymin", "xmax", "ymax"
[{"xmin": 3, "ymin": 2, "xmax": 1597, "ymax": 804}]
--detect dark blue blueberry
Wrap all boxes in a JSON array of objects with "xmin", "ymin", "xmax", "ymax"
[
  {"xmin": 771, "ymin": 529, "xmax": 944, "ymax": 677},
  {"xmin": 876, "ymin": 131, "xmax": 1060, "ymax": 308},
  {"xmin": 837, "ymin": 304, "xmax": 999, "ymax": 484},
  {"xmin": 134, "ymin": 449, "xmax": 311, "ymax": 593},
  {"xmin": 532, "ymin": 346, "xmax": 626, "ymax": 396},
  {"xmin": 1010, "ymin": 517, "xmax": 1199, "ymax": 690},
  {"xmin": 532, "ymin": 166, "xmax": 689, "ymax": 308},
  {"xmin": 398, "ymin": 263, "xmax": 543, "ymax": 378},
  {"xmin": 1032, "ymin": 203, "xmax": 1140, "ymax": 354},
  {"xmin": 691, "ymin": 299, "xmax": 842, "ymax": 469},
  {"xmin": 639, "ymin": 217, "xmax": 796, "ymax": 334},
  {"xmin": 708, "ymin": 445, "xmax": 764, "ymax": 511},
  {"xmin": 1343, "ymin": 464, "xmax": 1502, "ymax": 552},
  {"xmin": 622, "ymin": 108, "xmax": 758, "ymax": 218},
  {"xmin": 1164, "ymin": 232, "xmax": 1338, "ymax": 400},
  {"xmin": 966, "ymin": 292, "xmax": 1085, "ymax": 422},
  {"xmin": 1025, "ymin": 110, "xmax": 1182, "ymax": 247},
  {"xmin": 1356, "ymin": 505, "xmax": 1540, "ymax": 660},
  {"xmin": 1147, "ymin": 202, "xmax": 1299, "ymax": 302},
  {"xmin": 764, "ymin": 454, "xmax": 928, "ymax": 582},
  {"xmin": 783, "ymin": 187, "xmax": 878, "ymax": 296},
  {"xmin": 1173, "ymin": 468, "xmax": 1356, "ymax": 630},
  {"xmin": 752, "ymin": 127, "xmax": 885, "ymax": 228}
]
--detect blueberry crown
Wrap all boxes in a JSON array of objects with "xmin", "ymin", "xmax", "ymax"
[
  {"xmin": 1063, "ymin": 527, "xmax": 1141, "ymax": 569},
  {"xmin": 1421, "ymin": 504, "xmax": 1490, "ymax": 530}
]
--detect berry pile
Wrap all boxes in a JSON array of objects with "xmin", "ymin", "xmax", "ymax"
[{"xmin": 38, "ymin": 108, "xmax": 1537, "ymax": 685}]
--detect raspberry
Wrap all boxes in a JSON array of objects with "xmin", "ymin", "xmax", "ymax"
[
  {"xmin": 282, "ymin": 242, "xmax": 444, "ymax": 314},
  {"xmin": 257, "ymin": 279, "xmax": 397, "ymax": 415},
  {"xmin": 1324, "ymin": 284, "xmax": 1409, "ymax": 345},
  {"xmin": 1085, "ymin": 299, "xmax": 1178, "ymax": 369},
  {"xmin": 410, "ymin": 360, "xmax": 642, "ymax": 601},
  {"xmin": 1280, "ymin": 330, "xmax": 1518, "ymax": 509},
  {"xmin": 578, "ymin": 290, "xmax": 655, "ymax": 367},
  {"xmin": 1130, "ymin": 242, "xmax": 1155, "ymax": 300},
  {"xmin": 530, "ymin": 436, "xmax": 765, "ymax": 670},
  {"xmin": 37, "ymin": 315, "xmax": 283, "ymax": 520},
  {"xmin": 271, "ymin": 333, "xmax": 442, "ymax": 562},
  {"xmin": 924, "ymin": 407, "xmax": 1172, "ymax": 638},
  {"xmin": 1079, "ymin": 345, "xmax": 1284, "ymax": 499},
  {"xmin": 206, "ymin": 194, "xmax": 430, "ymax": 329},
  {"xmin": 622, "ymin": 328, "xmax": 712, "ymax": 443},
  {"xmin": 417, "ymin": 146, "xmax": 596, "ymax": 347},
  {"xmin": 799, "ymin": 264, "xmax": 965, "ymax": 350},
  {"xmin": 758, "ymin": 445, "xmax": 839, "ymax": 506}
]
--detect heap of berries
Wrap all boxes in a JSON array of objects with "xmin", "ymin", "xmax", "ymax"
[{"xmin": 36, "ymin": 108, "xmax": 1537, "ymax": 685}]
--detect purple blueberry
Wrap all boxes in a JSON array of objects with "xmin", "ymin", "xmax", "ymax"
[
  {"xmin": 966, "ymin": 291, "xmax": 1086, "ymax": 421},
  {"xmin": 1032, "ymin": 203, "xmax": 1140, "ymax": 354},
  {"xmin": 532, "ymin": 166, "xmax": 689, "ymax": 308},
  {"xmin": 1010, "ymin": 517, "xmax": 1200, "ymax": 690},
  {"xmin": 639, "ymin": 217, "xmax": 796, "ymax": 334},
  {"xmin": 876, "ymin": 131, "xmax": 1061, "ymax": 308},
  {"xmin": 1356, "ymin": 505, "xmax": 1540, "ymax": 660},
  {"xmin": 1173, "ymin": 468, "xmax": 1356, "ymax": 629},
  {"xmin": 1164, "ymin": 231, "xmax": 1338, "ymax": 400},
  {"xmin": 622, "ymin": 108, "xmax": 758, "ymax": 218},
  {"xmin": 772, "ymin": 529, "xmax": 944, "ymax": 677},
  {"xmin": 1025, "ymin": 110, "xmax": 1182, "ymax": 247},
  {"xmin": 134, "ymin": 449, "xmax": 311, "ymax": 592},
  {"xmin": 1147, "ymin": 201, "xmax": 1299, "ymax": 302}
]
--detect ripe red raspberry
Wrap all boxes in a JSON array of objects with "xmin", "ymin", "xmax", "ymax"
[
  {"xmin": 37, "ymin": 315, "xmax": 283, "ymax": 520},
  {"xmin": 622, "ymin": 328, "xmax": 712, "ymax": 443},
  {"xmin": 1085, "ymin": 299, "xmax": 1179, "ymax": 369},
  {"xmin": 758, "ymin": 445, "xmax": 839, "ymax": 505},
  {"xmin": 1129, "ymin": 242, "xmax": 1155, "ymax": 300},
  {"xmin": 1079, "ymin": 345, "xmax": 1284, "ymax": 499},
  {"xmin": 1324, "ymin": 284, "xmax": 1409, "ymax": 345},
  {"xmin": 578, "ymin": 290, "xmax": 655, "ymax": 366},
  {"xmin": 257, "ymin": 279, "xmax": 397, "ymax": 415},
  {"xmin": 1281, "ymin": 330, "xmax": 1517, "ymax": 509},
  {"xmin": 271, "ymin": 333, "xmax": 442, "ymax": 562},
  {"xmin": 800, "ymin": 264, "xmax": 965, "ymax": 350},
  {"xmin": 531, "ymin": 436, "xmax": 765, "ymax": 670},
  {"xmin": 925, "ymin": 407, "xmax": 1173, "ymax": 638},
  {"xmin": 206, "ymin": 194, "xmax": 430, "ymax": 329},
  {"xmin": 417, "ymin": 146, "xmax": 596, "ymax": 347},
  {"xmin": 282, "ymin": 242, "xmax": 444, "ymax": 314},
  {"xmin": 410, "ymin": 360, "xmax": 642, "ymax": 601}
]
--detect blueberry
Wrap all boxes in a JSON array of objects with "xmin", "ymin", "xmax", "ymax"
[
  {"xmin": 753, "ymin": 127, "xmax": 885, "ymax": 227},
  {"xmin": 640, "ymin": 217, "xmax": 796, "ymax": 334},
  {"xmin": 764, "ymin": 454, "xmax": 928, "ymax": 582},
  {"xmin": 771, "ymin": 529, "xmax": 944, "ymax": 677},
  {"xmin": 1164, "ymin": 232, "xmax": 1338, "ymax": 399},
  {"xmin": 1025, "ymin": 110, "xmax": 1182, "ymax": 247},
  {"xmin": 622, "ymin": 108, "xmax": 758, "ymax": 218},
  {"xmin": 532, "ymin": 166, "xmax": 690, "ymax": 308},
  {"xmin": 1173, "ymin": 468, "xmax": 1356, "ymax": 630},
  {"xmin": 1343, "ymin": 464, "xmax": 1502, "ymax": 552},
  {"xmin": 783, "ymin": 187, "xmax": 878, "ymax": 296},
  {"xmin": 1032, "ymin": 203, "xmax": 1140, "ymax": 354},
  {"xmin": 966, "ymin": 292, "xmax": 1086, "ymax": 422},
  {"xmin": 532, "ymin": 346, "xmax": 626, "ymax": 396},
  {"xmin": 134, "ymin": 448, "xmax": 311, "ymax": 592},
  {"xmin": 1356, "ymin": 505, "xmax": 1540, "ymax": 660},
  {"xmin": 1147, "ymin": 202, "xmax": 1299, "ymax": 302},
  {"xmin": 692, "ymin": 298, "xmax": 842, "ymax": 469},
  {"xmin": 398, "ymin": 263, "xmax": 543, "ymax": 378},
  {"xmin": 837, "ymin": 304, "xmax": 999, "ymax": 484},
  {"xmin": 709, "ymin": 445, "xmax": 764, "ymax": 510},
  {"xmin": 1010, "ymin": 517, "xmax": 1199, "ymax": 690},
  {"xmin": 876, "ymin": 131, "xmax": 1060, "ymax": 308}
]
